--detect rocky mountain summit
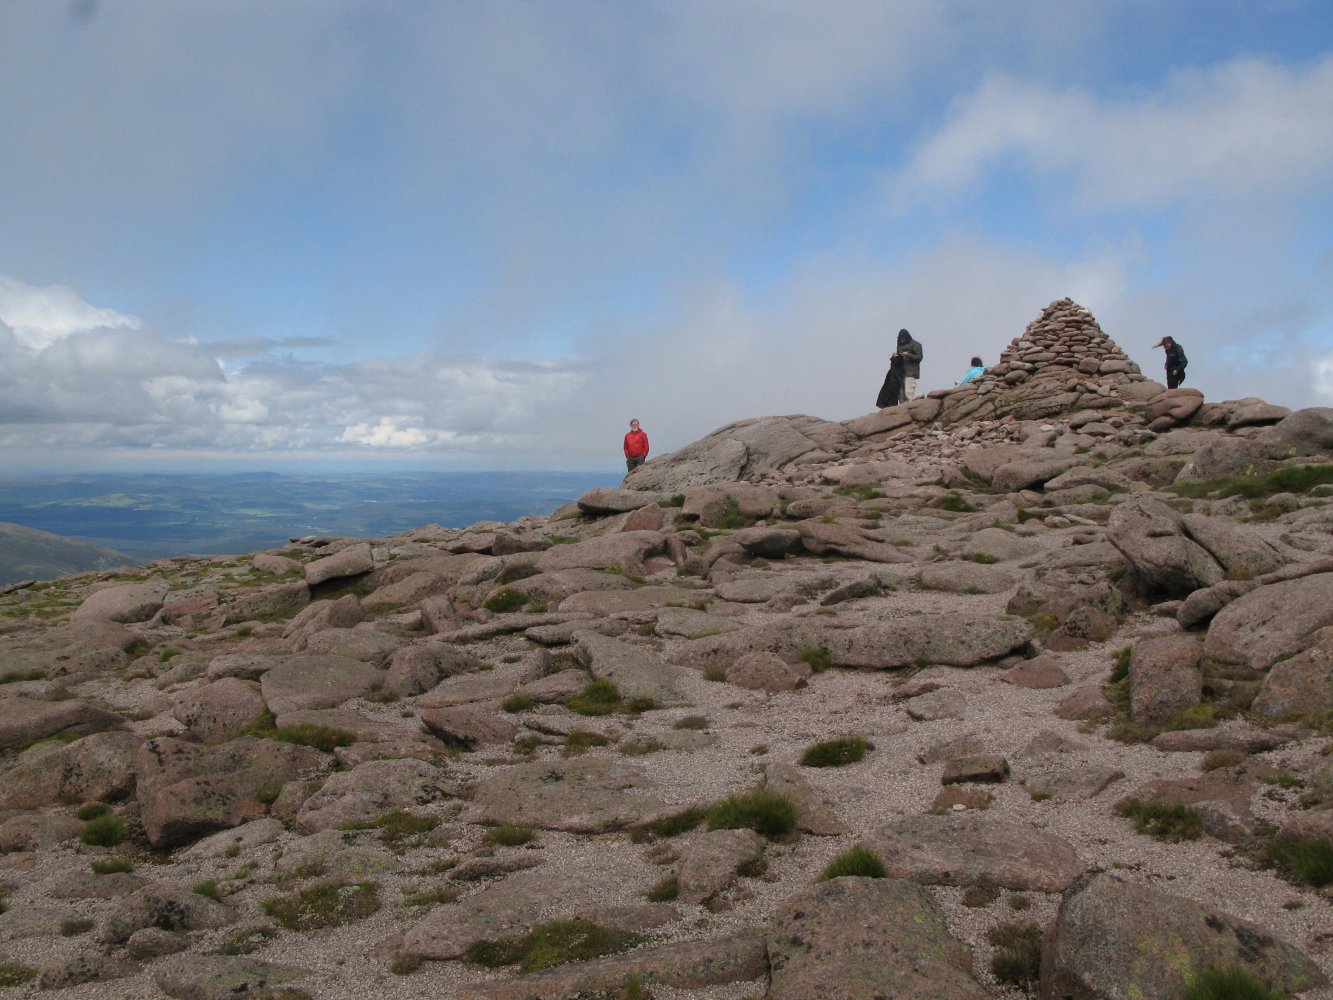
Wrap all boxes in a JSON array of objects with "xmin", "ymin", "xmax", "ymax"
[{"xmin": 2, "ymin": 299, "xmax": 1333, "ymax": 999}]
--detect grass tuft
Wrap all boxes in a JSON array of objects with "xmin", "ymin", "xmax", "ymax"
[
  {"xmin": 629, "ymin": 805, "xmax": 709, "ymax": 843},
  {"xmin": 0, "ymin": 962, "xmax": 38, "ymax": 987},
  {"xmin": 797, "ymin": 646, "xmax": 834, "ymax": 673},
  {"xmin": 1182, "ymin": 963, "xmax": 1284, "ymax": 1000},
  {"xmin": 485, "ymin": 825, "xmax": 537, "ymax": 847},
  {"xmin": 270, "ymin": 723, "xmax": 357, "ymax": 753},
  {"xmin": 501, "ymin": 694, "xmax": 536, "ymax": 713},
  {"xmin": 987, "ymin": 920, "xmax": 1042, "ymax": 988},
  {"xmin": 800, "ymin": 735, "xmax": 872, "ymax": 768},
  {"xmin": 1267, "ymin": 836, "xmax": 1333, "ymax": 887},
  {"xmin": 79, "ymin": 814, "xmax": 127, "ymax": 847},
  {"xmin": 1113, "ymin": 798, "xmax": 1204, "ymax": 842},
  {"xmin": 646, "ymin": 875, "xmax": 680, "ymax": 902},
  {"xmin": 563, "ymin": 679, "xmax": 623, "ymax": 716},
  {"xmin": 483, "ymin": 588, "xmax": 527, "ymax": 613},
  {"xmin": 564, "ymin": 730, "xmax": 611, "ymax": 756},
  {"xmin": 820, "ymin": 845, "xmax": 886, "ymax": 880},
  {"xmin": 707, "ymin": 789, "xmax": 797, "ymax": 839}
]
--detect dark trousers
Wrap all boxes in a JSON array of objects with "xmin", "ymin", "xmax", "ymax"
[{"xmin": 626, "ymin": 456, "xmax": 645, "ymax": 472}]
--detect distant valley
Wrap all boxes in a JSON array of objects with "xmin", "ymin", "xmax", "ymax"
[{"xmin": 0, "ymin": 471, "xmax": 620, "ymax": 584}]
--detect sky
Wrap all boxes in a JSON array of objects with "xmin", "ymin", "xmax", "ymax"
[{"xmin": 1, "ymin": 0, "xmax": 1331, "ymax": 474}]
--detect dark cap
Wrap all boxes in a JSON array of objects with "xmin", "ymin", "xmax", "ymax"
[{"xmin": 897, "ymin": 328, "xmax": 910, "ymax": 341}]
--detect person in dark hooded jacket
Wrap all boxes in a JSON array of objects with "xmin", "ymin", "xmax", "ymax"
[
  {"xmin": 895, "ymin": 329, "xmax": 923, "ymax": 400},
  {"xmin": 875, "ymin": 328, "xmax": 924, "ymax": 407},
  {"xmin": 1154, "ymin": 336, "xmax": 1187, "ymax": 389}
]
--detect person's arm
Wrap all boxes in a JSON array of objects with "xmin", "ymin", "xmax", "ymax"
[
  {"xmin": 624, "ymin": 433, "xmax": 632, "ymax": 457},
  {"xmin": 902, "ymin": 341, "xmax": 923, "ymax": 363}
]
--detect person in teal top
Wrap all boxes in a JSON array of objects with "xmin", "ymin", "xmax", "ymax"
[{"xmin": 958, "ymin": 357, "xmax": 986, "ymax": 385}]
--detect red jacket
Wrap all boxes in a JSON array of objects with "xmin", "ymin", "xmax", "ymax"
[{"xmin": 623, "ymin": 429, "xmax": 649, "ymax": 459}]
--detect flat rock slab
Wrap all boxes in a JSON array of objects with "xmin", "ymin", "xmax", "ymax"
[
  {"xmin": 918, "ymin": 561, "xmax": 1016, "ymax": 594},
  {"xmin": 451, "ymin": 932, "xmax": 768, "ymax": 1000},
  {"xmin": 1001, "ymin": 654, "xmax": 1070, "ymax": 688},
  {"xmin": 572, "ymin": 632, "xmax": 689, "ymax": 705},
  {"xmin": 1026, "ymin": 767, "xmax": 1124, "ymax": 802},
  {"xmin": 1150, "ymin": 724, "xmax": 1292, "ymax": 753},
  {"xmin": 558, "ymin": 586, "xmax": 705, "ymax": 615},
  {"xmin": 258, "ymin": 654, "xmax": 383, "ymax": 715},
  {"xmin": 154, "ymin": 954, "xmax": 309, "ymax": 1000},
  {"xmin": 655, "ymin": 606, "xmax": 742, "ymax": 639},
  {"xmin": 868, "ymin": 813, "xmax": 1084, "ymax": 892},
  {"xmin": 676, "ymin": 615, "xmax": 1034, "ymax": 674},
  {"xmin": 1042, "ymin": 873, "xmax": 1327, "ymax": 1000},
  {"xmin": 768, "ymin": 877, "xmax": 987, "ymax": 1000},
  {"xmin": 764, "ymin": 763, "xmax": 848, "ymax": 836},
  {"xmin": 469, "ymin": 756, "xmax": 664, "ymax": 833}
]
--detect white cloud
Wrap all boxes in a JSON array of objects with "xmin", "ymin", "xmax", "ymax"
[
  {"xmin": 0, "ymin": 274, "xmax": 140, "ymax": 351},
  {"xmin": 889, "ymin": 55, "xmax": 1333, "ymax": 210},
  {"xmin": 340, "ymin": 417, "xmax": 437, "ymax": 449}
]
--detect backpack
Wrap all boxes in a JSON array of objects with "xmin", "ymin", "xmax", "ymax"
[{"xmin": 1177, "ymin": 345, "xmax": 1187, "ymax": 368}]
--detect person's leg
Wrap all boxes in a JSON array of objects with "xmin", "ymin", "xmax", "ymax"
[
  {"xmin": 1166, "ymin": 369, "xmax": 1180, "ymax": 390},
  {"xmin": 903, "ymin": 376, "xmax": 918, "ymax": 400}
]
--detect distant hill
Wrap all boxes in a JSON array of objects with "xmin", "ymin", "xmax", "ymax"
[{"xmin": 0, "ymin": 522, "xmax": 131, "ymax": 585}]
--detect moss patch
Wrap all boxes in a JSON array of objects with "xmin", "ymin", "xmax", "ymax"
[{"xmin": 262, "ymin": 881, "xmax": 380, "ymax": 931}]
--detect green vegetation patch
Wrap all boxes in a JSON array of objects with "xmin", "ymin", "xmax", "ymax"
[
  {"xmin": 75, "ymin": 802, "xmax": 110, "ymax": 821},
  {"xmin": 373, "ymin": 810, "xmax": 439, "ymax": 850},
  {"xmin": 484, "ymin": 825, "xmax": 537, "ymax": 847},
  {"xmin": 1113, "ymin": 797, "xmax": 1204, "ymax": 842},
  {"xmin": 483, "ymin": 588, "xmax": 528, "ymax": 613},
  {"xmin": 464, "ymin": 918, "xmax": 645, "ymax": 973},
  {"xmin": 1182, "ymin": 963, "xmax": 1284, "ymax": 1000},
  {"xmin": 628, "ymin": 805, "xmax": 709, "ymax": 843},
  {"xmin": 987, "ymin": 920, "xmax": 1042, "ymax": 988},
  {"xmin": 645, "ymin": 874, "xmax": 680, "ymax": 902},
  {"xmin": 90, "ymin": 856, "xmax": 134, "ymax": 875},
  {"xmin": 0, "ymin": 962, "xmax": 38, "ymax": 987},
  {"xmin": 563, "ymin": 730, "xmax": 611, "ymax": 756},
  {"xmin": 59, "ymin": 917, "xmax": 95, "ymax": 937},
  {"xmin": 262, "ymin": 881, "xmax": 381, "ymax": 931},
  {"xmin": 0, "ymin": 669, "xmax": 44, "ymax": 685},
  {"xmin": 78, "ymin": 814, "xmax": 128, "ymax": 847},
  {"xmin": 269, "ymin": 723, "xmax": 357, "ymax": 753},
  {"xmin": 706, "ymin": 789, "xmax": 797, "ymax": 839},
  {"xmin": 820, "ymin": 845, "xmax": 885, "ymax": 880},
  {"xmin": 192, "ymin": 879, "xmax": 221, "ymax": 900},
  {"xmin": 1168, "ymin": 463, "xmax": 1333, "ymax": 501},
  {"xmin": 501, "ymin": 693, "xmax": 536, "ymax": 713},
  {"xmin": 563, "ymin": 678, "xmax": 624, "ymax": 716},
  {"xmin": 1267, "ymin": 836, "xmax": 1333, "ymax": 888},
  {"xmin": 797, "ymin": 646, "xmax": 833, "ymax": 673},
  {"xmin": 938, "ymin": 493, "xmax": 977, "ymax": 513},
  {"xmin": 800, "ymin": 735, "xmax": 872, "ymax": 768}
]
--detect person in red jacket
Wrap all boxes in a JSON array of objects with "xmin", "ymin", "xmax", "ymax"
[{"xmin": 623, "ymin": 418, "xmax": 649, "ymax": 473}]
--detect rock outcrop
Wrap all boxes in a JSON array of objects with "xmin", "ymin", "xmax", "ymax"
[{"xmin": 1, "ymin": 298, "xmax": 1331, "ymax": 998}]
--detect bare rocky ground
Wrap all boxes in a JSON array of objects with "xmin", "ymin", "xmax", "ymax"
[{"xmin": 2, "ymin": 300, "xmax": 1333, "ymax": 999}]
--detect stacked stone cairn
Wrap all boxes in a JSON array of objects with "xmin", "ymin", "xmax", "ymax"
[
  {"xmin": 980, "ymin": 297, "xmax": 1144, "ymax": 387},
  {"xmin": 930, "ymin": 298, "xmax": 1156, "ymax": 427}
]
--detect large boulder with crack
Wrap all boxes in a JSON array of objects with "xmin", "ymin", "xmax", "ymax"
[{"xmin": 1106, "ymin": 495, "xmax": 1223, "ymax": 597}]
